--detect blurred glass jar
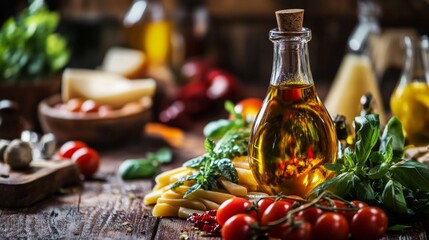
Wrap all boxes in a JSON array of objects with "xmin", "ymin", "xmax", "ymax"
[
  {"xmin": 390, "ymin": 36, "xmax": 429, "ymax": 146},
  {"xmin": 123, "ymin": 0, "xmax": 172, "ymax": 66}
]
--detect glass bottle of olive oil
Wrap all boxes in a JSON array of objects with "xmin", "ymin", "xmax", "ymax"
[
  {"xmin": 248, "ymin": 10, "xmax": 337, "ymax": 198},
  {"xmin": 123, "ymin": 0, "xmax": 172, "ymax": 66},
  {"xmin": 390, "ymin": 36, "xmax": 429, "ymax": 146}
]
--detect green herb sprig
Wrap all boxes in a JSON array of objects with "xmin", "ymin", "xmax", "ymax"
[
  {"xmin": 311, "ymin": 114, "xmax": 429, "ymax": 219},
  {"xmin": 0, "ymin": 0, "xmax": 70, "ymax": 81},
  {"xmin": 119, "ymin": 148, "xmax": 172, "ymax": 179},
  {"xmin": 171, "ymin": 101, "xmax": 252, "ymax": 198}
]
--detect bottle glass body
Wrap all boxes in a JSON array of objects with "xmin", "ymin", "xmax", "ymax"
[
  {"xmin": 324, "ymin": 0, "xmax": 386, "ymax": 126},
  {"xmin": 248, "ymin": 28, "xmax": 337, "ymax": 198},
  {"xmin": 390, "ymin": 36, "xmax": 429, "ymax": 146},
  {"xmin": 123, "ymin": 0, "xmax": 172, "ymax": 66}
]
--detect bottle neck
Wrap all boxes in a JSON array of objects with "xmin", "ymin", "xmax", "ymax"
[
  {"xmin": 399, "ymin": 36, "xmax": 429, "ymax": 87},
  {"xmin": 269, "ymin": 28, "xmax": 313, "ymax": 86}
]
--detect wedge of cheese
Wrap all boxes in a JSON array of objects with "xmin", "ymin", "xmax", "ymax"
[
  {"xmin": 101, "ymin": 47, "xmax": 147, "ymax": 79},
  {"xmin": 62, "ymin": 68, "xmax": 156, "ymax": 109}
]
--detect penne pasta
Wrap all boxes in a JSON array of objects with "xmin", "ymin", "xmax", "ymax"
[
  {"xmin": 152, "ymin": 203, "xmax": 178, "ymax": 217},
  {"xmin": 220, "ymin": 179, "xmax": 248, "ymax": 197},
  {"xmin": 154, "ymin": 167, "xmax": 189, "ymax": 189},
  {"xmin": 178, "ymin": 207, "xmax": 205, "ymax": 219},
  {"xmin": 157, "ymin": 198, "xmax": 207, "ymax": 211}
]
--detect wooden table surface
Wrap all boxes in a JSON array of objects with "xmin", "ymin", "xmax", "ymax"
[{"xmin": 0, "ymin": 126, "xmax": 428, "ymax": 240}]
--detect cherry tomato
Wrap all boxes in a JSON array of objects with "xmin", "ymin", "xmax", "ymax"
[
  {"xmin": 177, "ymin": 81, "xmax": 210, "ymax": 114},
  {"xmin": 159, "ymin": 100, "xmax": 193, "ymax": 129},
  {"xmin": 313, "ymin": 212, "xmax": 350, "ymax": 240},
  {"xmin": 216, "ymin": 197, "xmax": 253, "ymax": 226},
  {"xmin": 71, "ymin": 147, "xmax": 100, "ymax": 178},
  {"xmin": 296, "ymin": 206, "xmax": 324, "ymax": 225},
  {"xmin": 59, "ymin": 141, "xmax": 87, "ymax": 159},
  {"xmin": 350, "ymin": 206, "xmax": 388, "ymax": 240},
  {"xmin": 344, "ymin": 200, "xmax": 369, "ymax": 222},
  {"xmin": 206, "ymin": 69, "xmax": 240, "ymax": 102},
  {"xmin": 279, "ymin": 195, "xmax": 303, "ymax": 206},
  {"xmin": 260, "ymin": 200, "xmax": 292, "ymax": 226},
  {"xmin": 321, "ymin": 199, "xmax": 353, "ymax": 220},
  {"xmin": 65, "ymin": 98, "xmax": 83, "ymax": 112},
  {"xmin": 221, "ymin": 213, "xmax": 256, "ymax": 240},
  {"xmin": 80, "ymin": 99, "xmax": 99, "ymax": 113},
  {"xmin": 180, "ymin": 58, "xmax": 212, "ymax": 83},
  {"xmin": 232, "ymin": 98, "xmax": 263, "ymax": 122},
  {"xmin": 256, "ymin": 197, "xmax": 275, "ymax": 221},
  {"xmin": 269, "ymin": 220, "xmax": 312, "ymax": 240},
  {"xmin": 351, "ymin": 200, "xmax": 368, "ymax": 209}
]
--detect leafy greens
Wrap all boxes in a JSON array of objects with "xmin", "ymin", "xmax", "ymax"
[
  {"xmin": 312, "ymin": 114, "xmax": 429, "ymax": 219},
  {"xmin": 0, "ymin": 0, "xmax": 70, "ymax": 81},
  {"xmin": 171, "ymin": 101, "xmax": 251, "ymax": 198}
]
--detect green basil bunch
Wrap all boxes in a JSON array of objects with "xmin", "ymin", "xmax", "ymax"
[
  {"xmin": 312, "ymin": 115, "xmax": 429, "ymax": 220},
  {"xmin": 0, "ymin": 0, "xmax": 70, "ymax": 81}
]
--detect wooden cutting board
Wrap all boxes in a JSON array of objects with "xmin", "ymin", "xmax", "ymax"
[{"xmin": 0, "ymin": 159, "xmax": 82, "ymax": 208}]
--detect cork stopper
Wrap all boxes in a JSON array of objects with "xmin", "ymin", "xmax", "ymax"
[{"xmin": 275, "ymin": 9, "xmax": 304, "ymax": 32}]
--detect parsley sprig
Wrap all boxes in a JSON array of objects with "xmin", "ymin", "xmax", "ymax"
[
  {"xmin": 311, "ymin": 114, "xmax": 429, "ymax": 220},
  {"xmin": 171, "ymin": 102, "xmax": 252, "ymax": 198}
]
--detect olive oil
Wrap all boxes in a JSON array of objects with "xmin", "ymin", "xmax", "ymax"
[
  {"xmin": 248, "ymin": 10, "xmax": 337, "ymax": 198},
  {"xmin": 390, "ymin": 36, "xmax": 429, "ymax": 146},
  {"xmin": 249, "ymin": 83, "xmax": 337, "ymax": 197},
  {"xmin": 391, "ymin": 82, "xmax": 429, "ymax": 146}
]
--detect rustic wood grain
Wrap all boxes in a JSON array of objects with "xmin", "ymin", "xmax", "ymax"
[
  {"xmin": 0, "ymin": 160, "xmax": 81, "ymax": 208},
  {"xmin": 0, "ymin": 132, "xmax": 427, "ymax": 239}
]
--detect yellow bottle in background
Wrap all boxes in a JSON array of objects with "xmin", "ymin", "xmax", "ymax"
[
  {"xmin": 325, "ymin": 53, "xmax": 386, "ymax": 126},
  {"xmin": 123, "ymin": 0, "xmax": 172, "ymax": 66},
  {"xmin": 390, "ymin": 36, "xmax": 429, "ymax": 146},
  {"xmin": 324, "ymin": 0, "xmax": 386, "ymax": 126}
]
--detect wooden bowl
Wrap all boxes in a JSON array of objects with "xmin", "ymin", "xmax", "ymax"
[{"xmin": 38, "ymin": 95, "xmax": 152, "ymax": 146}]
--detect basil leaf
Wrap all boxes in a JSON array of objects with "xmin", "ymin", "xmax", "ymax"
[
  {"xmin": 380, "ymin": 116, "xmax": 405, "ymax": 159},
  {"xmin": 353, "ymin": 115, "xmax": 380, "ymax": 165},
  {"xmin": 184, "ymin": 182, "xmax": 202, "ymax": 198},
  {"xmin": 183, "ymin": 154, "xmax": 208, "ymax": 168},
  {"xmin": 0, "ymin": 1, "xmax": 69, "ymax": 80},
  {"xmin": 367, "ymin": 162, "xmax": 389, "ymax": 179},
  {"xmin": 325, "ymin": 163, "xmax": 343, "ymax": 173},
  {"xmin": 391, "ymin": 160, "xmax": 429, "ymax": 191},
  {"xmin": 382, "ymin": 137, "xmax": 394, "ymax": 163},
  {"xmin": 171, "ymin": 175, "xmax": 196, "ymax": 189},
  {"xmin": 343, "ymin": 151, "xmax": 355, "ymax": 168},
  {"xmin": 369, "ymin": 151, "xmax": 384, "ymax": 164},
  {"xmin": 203, "ymin": 119, "xmax": 234, "ymax": 139},
  {"xmin": 352, "ymin": 175, "xmax": 375, "ymax": 202},
  {"xmin": 148, "ymin": 147, "xmax": 172, "ymax": 164},
  {"xmin": 225, "ymin": 101, "xmax": 239, "ymax": 119},
  {"xmin": 205, "ymin": 139, "xmax": 216, "ymax": 155},
  {"xmin": 216, "ymin": 158, "xmax": 238, "ymax": 183},
  {"xmin": 119, "ymin": 159, "xmax": 158, "ymax": 179},
  {"xmin": 311, "ymin": 172, "xmax": 354, "ymax": 197},
  {"xmin": 388, "ymin": 225, "xmax": 411, "ymax": 231},
  {"xmin": 382, "ymin": 179, "xmax": 408, "ymax": 214}
]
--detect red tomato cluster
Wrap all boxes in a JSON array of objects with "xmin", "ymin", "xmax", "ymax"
[
  {"xmin": 159, "ymin": 59, "xmax": 242, "ymax": 128},
  {"xmin": 59, "ymin": 141, "xmax": 100, "ymax": 179},
  {"xmin": 217, "ymin": 196, "xmax": 388, "ymax": 240}
]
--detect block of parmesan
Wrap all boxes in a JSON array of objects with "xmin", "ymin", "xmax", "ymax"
[
  {"xmin": 101, "ymin": 47, "xmax": 147, "ymax": 79},
  {"xmin": 61, "ymin": 68, "xmax": 156, "ymax": 109}
]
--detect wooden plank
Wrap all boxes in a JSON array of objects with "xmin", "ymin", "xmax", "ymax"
[
  {"xmin": 0, "ymin": 160, "xmax": 81, "ymax": 208},
  {"xmin": 0, "ymin": 179, "xmax": 157, "ymax": 239},
  {"xmin": 0, "ymin": 132, "xmax": 427, "ymax": 239}
]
